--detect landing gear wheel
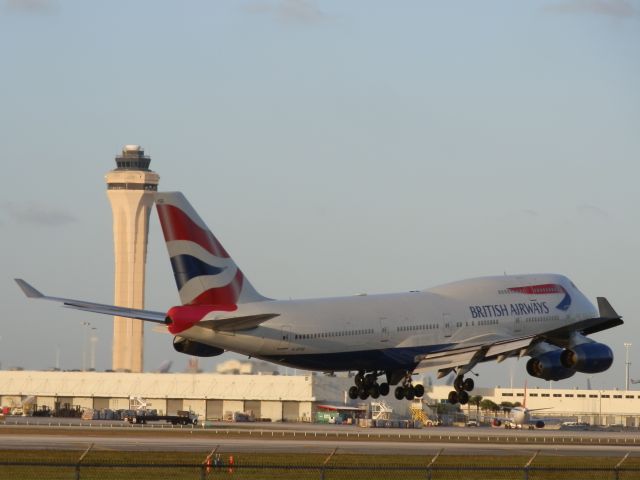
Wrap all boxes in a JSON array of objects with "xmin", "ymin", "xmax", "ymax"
[
  {"xmin": 394, "ymin": 386, "xmax": 405, "ymax": 400},
  {"xmin": 358, "ymin": 387, "xmax": 369, "ymax": 400},
  {"xmin": 454, "ymin": 375, "xmax": 464, "ymax": 392},
  {"xmin": 405, "ymin": 386, "xmax": 415, "ymax": 401},
  {"xmin": 369, "ymin": 384, "xmax": 380, "ymax": 399},
  {"xmin": 365, "ymin": 373, "xmax": 376, "ymax": 386},
  {"xmin": 413, "ymin": 384, "xmax": 425, "ymax": 398},
  {"xmin": 379, "ymin": 383, "xmax": 390, "ymax": 396},
  {"xmin": 463, "ymin": 378, "xmax": 474, "ymax": 392},
  {"xmin": 458, "ymin": 390, "xmax": 469, "ymax": 405},
  {"xmin": 348, "ymin": 386, "xmax": 359, "ymax": 400},
  {"xmin": 447, "ymin": 390, "xmax": 459, "ymax": 404}
]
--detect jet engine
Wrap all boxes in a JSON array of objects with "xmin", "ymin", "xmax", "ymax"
[
  {"xmin": 560, "ymin": 342, "xmax": 613, "ymax": 374},
  {"xmin": 526, "ymin": 350, "xmax": 576, "ymax": 381},
  {"xmin": 173, "ymin": 336, "xmax": 224, "ymax": 357},
  {"xmin": 535, "ymin": 420, "xmax": 545, "ymax": 429}
]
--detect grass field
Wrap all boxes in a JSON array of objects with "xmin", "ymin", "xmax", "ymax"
[{"xmin": 1, "ymin": 449, "xmax": 639, "ymax": 479}]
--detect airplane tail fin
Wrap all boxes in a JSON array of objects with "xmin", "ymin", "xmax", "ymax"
[{"xmin": 155, "ymin": 192, "xmax": 269, "ymax": 306}]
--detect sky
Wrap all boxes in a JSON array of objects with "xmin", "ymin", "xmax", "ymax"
[{"xmin": 0, "ymin": 0, "xmax": 638, "ymax": 391}]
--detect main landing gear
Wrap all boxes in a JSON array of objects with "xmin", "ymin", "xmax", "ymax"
[
  {"xmin": 348, "ymin": 371, "xmax": 389, "ymax": 400},
  {"xmin": 394, "ymin": 379, "xmax": 425, "ymax": 401},
  {"xmin": 347, "ymin": 371, "xmax": 424, "ymax": 401},
  {"xmin": 447, "ymin": 375, "xmax": 474, "ymax": 405}
]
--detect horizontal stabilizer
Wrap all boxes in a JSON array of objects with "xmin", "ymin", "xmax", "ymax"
[
  {"xmin": 198, "ymin": 313, "xmax": 279, "ymax": 332},
  {"xmin": 14, "ymin": 279, "xmax": 167, "ymax": 324}
]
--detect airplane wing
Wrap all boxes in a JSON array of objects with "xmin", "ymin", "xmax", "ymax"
[
  {"xmin": 15, "ymin": 279, "xmax": 167, "ymax": 323},
  {"xmin": 415, "ymin": 297, "xmax": 622, "ymax": 374},
  {"xmin": 15, "ymin": 279, "xmax": 278, "ymax": 332}
]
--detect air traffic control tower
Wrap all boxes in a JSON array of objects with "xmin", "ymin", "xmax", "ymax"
[{"xmin": 105, "ymin": 145, "xmax": 159, "ymax": 372}]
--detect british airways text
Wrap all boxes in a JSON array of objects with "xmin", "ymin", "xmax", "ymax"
[{"xmin": 469, "ymin": 302, "xmax": 550, "ymax": 319}]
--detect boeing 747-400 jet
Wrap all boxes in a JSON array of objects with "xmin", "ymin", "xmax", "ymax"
[{"xmin": 16, "ymin": 192, "xmax": 623, "ymax": 404}]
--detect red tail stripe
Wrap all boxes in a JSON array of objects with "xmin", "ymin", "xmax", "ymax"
[{"xmin": 157, "ymin": 204, "xmax": 230, "ymax": 258}]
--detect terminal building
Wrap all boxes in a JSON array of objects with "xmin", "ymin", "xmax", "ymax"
[
  {"xmin": 1, "ymin": 370, "xmax": 639, "ymax": 426},
  {"xmin": 0, "ymin": 371, "xmax": 350, "ymax": 422},
  {"xmin": 427, "ymin": 385, "xmax": 640, "ymax": 427}
]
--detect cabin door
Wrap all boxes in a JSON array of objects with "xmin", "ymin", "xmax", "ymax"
[
  {"xmin": 380, "ymin": 318, "xmax": 389, "ymax": 343},
  {"xmin": 442, "ymin": 313, "xmax": 453, "ymax": 338},
  {"xmin": 277, "ymin": 326, "xmax": 292, "ymax": 350}
]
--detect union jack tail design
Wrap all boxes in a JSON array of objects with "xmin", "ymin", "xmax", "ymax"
[{"xmin": 155, "ymin": 192, "xmax": 268, "ymax": 306}]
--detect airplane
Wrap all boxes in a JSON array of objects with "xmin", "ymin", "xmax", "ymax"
[
  {"xmin": 491, "ymin": 383, "xmax": 549, "ymax": 429},
  {"xmin": 492, "ymin": 406, "xmax": 548, "ymax": 430},
  {"xmin": 15, "ymin": 191, "xmax": 624, "ymax": 404}
]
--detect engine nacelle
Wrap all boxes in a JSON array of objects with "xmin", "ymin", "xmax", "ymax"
[
  {"xmin": 173, "ymin": 336, "xmax": 224, "ymax": 357},
  {"xmin": 492, "ymin": 419, "xmax": 502, "ymax": 427},
  {"xmin": 560, "ymin": 342, "xmax": 613, "ymax": 374},
  {"xmin": 526, "ymin": 350, "xmax": 576, "ymax": 381},
  {"xmin": 535, "ymin": 420, "xmax": 545, "ymax": 429}
]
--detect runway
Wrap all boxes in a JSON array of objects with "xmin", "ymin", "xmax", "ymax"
[
  {"xmin": 1, "ymin": 433, "xmax": 638, "ymax": 456},
  {"xmin": 5, "ymin": 416, "xmax": 639, "ymax": 440},
  {"xmin": 1, "ymin": 427, "xmax": 639, "ymax": 457}
]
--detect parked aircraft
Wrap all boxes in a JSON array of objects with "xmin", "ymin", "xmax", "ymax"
[
  {"xmin": 492, "ymin": 384, "xmax": 549, "ymax": 429},
  {"xmin": 15, "ymin": 192, "xmax": 623, "ymax": 404}
]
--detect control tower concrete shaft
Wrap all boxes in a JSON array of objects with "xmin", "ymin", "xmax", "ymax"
[{"xmin": 105, "ymin": 145, "xmax": 159, "ymax": 372}]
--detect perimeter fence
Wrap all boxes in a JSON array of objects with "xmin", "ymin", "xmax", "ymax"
[{"xmin": 1, "ymin": 461, "xmax": 640, "ymax": 480}]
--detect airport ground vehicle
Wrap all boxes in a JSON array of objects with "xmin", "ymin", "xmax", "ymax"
[{"xmin": 126, "ymin": 410, "xmax": 198, "ymax": 425}]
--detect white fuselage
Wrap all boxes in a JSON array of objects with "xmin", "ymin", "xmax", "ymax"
[{"xmin": 178, "ymin": 273, "xmax": 598, "ymax": 373}]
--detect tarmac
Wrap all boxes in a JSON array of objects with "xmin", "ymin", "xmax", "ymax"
[{"xmin": 1, "ymin": 418, "xmax": 639, "ymax": 457}]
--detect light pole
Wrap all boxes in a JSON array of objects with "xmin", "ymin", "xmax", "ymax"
[
  {"xmin": 624, "ymin": 342, "xmax": 632, "ymax": 391},
  {"xmin": 81, "ymin": 321, "xmax": 91, "ymax": 371},
  {"xmin": 90, "ymin": 327, "xmax": 98, "ymax": 371}
]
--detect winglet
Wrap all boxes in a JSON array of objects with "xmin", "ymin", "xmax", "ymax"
[
  {"xmin": 597, "ymin": 297, "xmax": 620, "ymax": 319},
  {"xmin": 15, "ymin": 279, "xmax": 44, "ymax": 299}
]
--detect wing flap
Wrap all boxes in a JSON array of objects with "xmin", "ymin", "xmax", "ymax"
[
  {"xmin": 414, "ymin": 336, "xmax": 535, "ymax": 372},
  {"xmin": 198, "ymin": 313, "xmax": 279, "ymax": 332},
  {"xmin": 485, "ymin": 337, "xmax": 534, "ymax": 357}
]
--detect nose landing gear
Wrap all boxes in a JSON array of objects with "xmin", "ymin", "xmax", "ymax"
[{"xmin": 448, "ymin": 375, "xmax": 474, "ymax": 405}]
